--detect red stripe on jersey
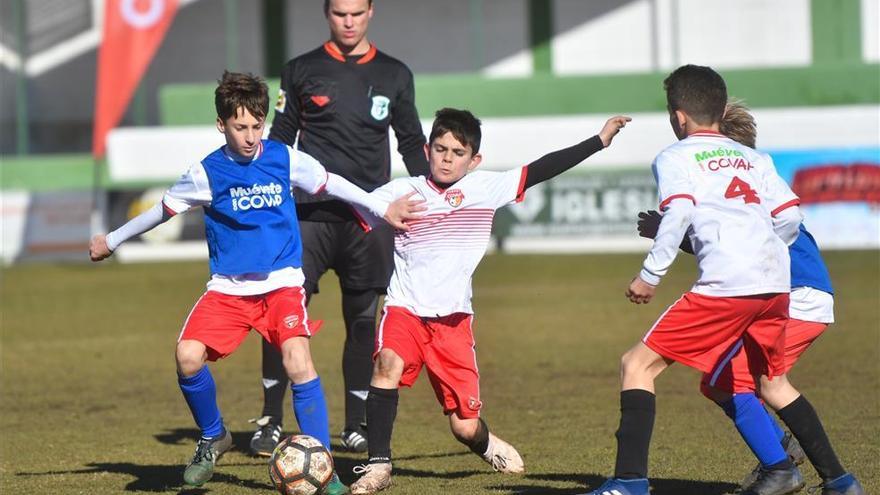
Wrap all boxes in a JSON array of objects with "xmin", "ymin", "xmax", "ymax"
[
  {"xmin": 771, "ymin": 199, "xmax": 800, "ymax": 217},
  {"xmin": 515, "ymin": 166, "xmax": 528, "ymax": 203},
  {"xmin": 357, "ymin": 44, "xmax": 377, "ymax": 64},
  {"xmin": 659, "ymin": 194, "xmax": 696, "ymax": 210},
  {"xmin": 349, "ymin": 206, "xmax": 372, "ymax": 232},
  {"xmin": 162, "ymin": 201, "xmax": 178, "ymax": 217},
  {"xmin": 425, "ymin": 177, "xmax": 445, "ymax": 194},
  {"xmin": 689, "ymin": 130, "xmax": 725, "ymax": 137}
]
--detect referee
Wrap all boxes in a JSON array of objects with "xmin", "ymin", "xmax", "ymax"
[{"xmin": 249, "ymin": 0, "xmax": 429, "ymax": 456}]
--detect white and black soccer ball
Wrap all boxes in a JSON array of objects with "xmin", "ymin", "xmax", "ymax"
[{"xmin": 268, "ymin": 434, "xmax": 334, "ymax": 495}]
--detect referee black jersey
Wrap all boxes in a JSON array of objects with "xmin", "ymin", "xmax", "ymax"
[{"xmin": 269, "ymin": 42, "xmax": 429, "ymax": 222}]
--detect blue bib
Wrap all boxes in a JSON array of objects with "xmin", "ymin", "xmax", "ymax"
[
  {"xmin": 201, "ymin": 140, "xmax": 302, "ymax": 275},
  {"xmin": 790, "ymin": 225, "xmax": 833, "ymax": 294}
]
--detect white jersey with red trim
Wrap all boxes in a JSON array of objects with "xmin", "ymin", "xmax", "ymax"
[
  {"xmin": 370, "ymin": 167, "xmax": 528, "ymax": 317},
  {"xmin": 653, "ymin": 132, "xmax": 799, "ymax": 296}
]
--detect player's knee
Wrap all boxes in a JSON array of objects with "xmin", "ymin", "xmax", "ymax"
[
  {"xmin": 619, "ymin": 348, "xmax": 643, "ymax": 380},
  {"xmin": 176, "ymin": 340, "xmax": 207, "ymax": 377},
  {"xmin": 374, "ymin": 349, "xmax": 404, "ymax": 381},
  {"xmin": 281, "ymin": 338, "xmax": 317, "ymax": 383},
  {"xmin": 449, "ymin": 416, "xmax": 480, "ymax": 444}
]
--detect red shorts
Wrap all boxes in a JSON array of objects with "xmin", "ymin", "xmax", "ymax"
[
  {"xmin": 179, "ymin": 287, "xmax": 320, "ymax": 361},
  {"xmin": 702, "ymin": 318, "xmax": 828, "ymax": 394},
  {"xmin": 376, "ymin": 306, "xmax": 482, "ymax": 419},
  {"xmin": 643, "ymin": 292, "xmax": 789, "ymax": 378}
]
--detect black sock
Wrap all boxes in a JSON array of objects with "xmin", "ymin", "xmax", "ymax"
[
  {"xmin": 342, "ymin": 289, "xmax": 379, "ymax": 431},
  {"xmin": 260, "ymin": 339, "xmax": 288, "ymax": 421},
  {"xmin": 466, "ymin": 418, "xmax": 490, "ymax": 455},
  {"xmin": 365, "ymin": 386, "xmax": 398, "ymax": 464},
  {"xmin": 614, "ymin": 389, "xmax": 656, "ymax": 479},
  {"xmin": 777, "ymin": 395, "xmax": 846, "ymax": 480}
]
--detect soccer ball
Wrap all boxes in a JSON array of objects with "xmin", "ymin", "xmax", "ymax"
[{"xmin": 268, "ymin": 434, "xmax": 334, "ymax": 495}]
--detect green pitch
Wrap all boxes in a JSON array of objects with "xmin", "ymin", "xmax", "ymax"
[{"xmin": 2, "ymin": 252, "xmax": 877, "ymax": 494}]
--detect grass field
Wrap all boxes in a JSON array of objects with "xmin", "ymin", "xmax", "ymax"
[{"xmin": 2, "ymin": 252, "xmax": 878, "ymax": 494}]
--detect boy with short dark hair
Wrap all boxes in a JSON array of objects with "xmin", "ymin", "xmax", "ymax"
[
  {"xmin": 638, "ymin": 99, "xmax": 864, "ymax": 495},
  {"xmin": 580, "ymin": 65, "xmax": 806, "ymax": 495},
  {"xmin": 348, "ymin": 108, "xmax": 631, "ymax": 494},
  {"xmin": 90, "ymin": 71, "xmax": 420, "ymax": 492}
]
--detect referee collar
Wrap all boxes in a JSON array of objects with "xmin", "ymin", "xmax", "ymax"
[{"xmin": 323, "ymin": 41, "xmax": 377, "ymax": 64}]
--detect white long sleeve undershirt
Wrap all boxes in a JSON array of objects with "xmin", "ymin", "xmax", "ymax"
[
  {"xmin": 323, "ymin": 172, "xmax": 388, "ymax": 219},
  {"xmin": 105, "ymin": 203, "xmax": 167, "ymax": 251}
]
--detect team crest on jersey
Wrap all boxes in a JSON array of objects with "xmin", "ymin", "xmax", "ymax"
[
  {"xmin": 283, "ymin": 314, "xmax": 299, "ymax": 328},
  {"xmin": 467, "ymin": 396, "xmax": 482, "ymax": 411},
  {"xmin": 445, "ymin": 189, "xmax": 464, "ymax": 207},
  {"xmin": 274, "ymin": 89, "xmax": 287, "ymax": 113},
  {"xmin": 370, "ymin": 95, "xmax": 390, "ymax": 120}
]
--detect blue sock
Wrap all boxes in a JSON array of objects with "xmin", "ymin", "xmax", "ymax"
[
  {"xmin": 721, "ymin": 393, "xmax": 788, "ymax": 467},
  {"xmin": 291, "ymin": 377, "xmax": 331, "ymax": 451},
  {"xmin": 768, "ymin": 408, "xmax": 785, "ymax": 442},
  {"xmin": 178, "ymin": 366, "xmax": 224, "ymax": 438}
]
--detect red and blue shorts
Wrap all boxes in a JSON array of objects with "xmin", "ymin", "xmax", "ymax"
[
  {"xmin": 376, "ymin": 306, "xmax": 482, "ymax": 419},
  {"xmin": 179, "ymin": 286, "xmax": 320, "ymax": 361},
  {"xmin": 643, "ymin": 292, "xmax": 789, "ymax": 379},
  {"xmin": 701, "ymin": 318, "xmax": 828, "ymax": 394}
]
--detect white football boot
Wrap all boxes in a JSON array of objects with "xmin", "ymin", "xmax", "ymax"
[{"xmin": 481, "ymin": 433, "xmax": 525, "ymax": 473}]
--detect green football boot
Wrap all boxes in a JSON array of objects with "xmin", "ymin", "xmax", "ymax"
[
  {"xmin": 183, "ymin": 429, "xmax": 233, "ymax": 486},
  {"xmin": 323, "ymin": 470, "xmax": 349, "ymax": 495}
]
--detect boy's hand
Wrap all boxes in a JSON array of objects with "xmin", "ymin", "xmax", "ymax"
[
  {"xmin": 599, "ymin": 115, "xmax": 632, "ymax": 147},
  {"xmin": 637, "ymin": 210, "xmax": 662, "ymax": 239},
  {"xmin": 89, "ymin": 234, "xmax": 113, "ymax": 262},
  {"xmin": 626, "ymin": 276, "xmax": 656, "ymax": 304},
  {"xmin": 384, "ymin": 191, "xmax": 427, "ymax": 232}
]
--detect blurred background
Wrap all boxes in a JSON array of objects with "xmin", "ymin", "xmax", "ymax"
[{"xmin": 1, "ymin": 0, "xmax": 878, "ymax": 264}]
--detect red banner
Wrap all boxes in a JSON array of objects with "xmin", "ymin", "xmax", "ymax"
[{"xmin": 92, "ymin": 0, "xmax": 178, "ymax": 158}]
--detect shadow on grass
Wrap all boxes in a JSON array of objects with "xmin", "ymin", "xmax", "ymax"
[
  {"xmin": 489, "ymin": 471, "xmax": 739, "ymax": 495},
  {"xmin": 16, "ymin": 462, "xmax": 271, "ymax": 493},
  {"xmin": 153, "ymin": 427, "xmax": 270, "ymax": 458}
]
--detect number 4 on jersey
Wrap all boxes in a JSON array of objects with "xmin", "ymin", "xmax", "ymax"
[{"xmin": 724, "ymin": 176, "xmax": 761, "ymax": 204}]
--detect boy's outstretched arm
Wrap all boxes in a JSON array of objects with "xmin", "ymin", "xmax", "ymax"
[
  {"xmin": 322, "ymin": 174, "xmax": 425, "ymax": 231},
  {"xmin": 523, "ymin": 115, "xmax": 630, "ymax": 189},
  {"xmin": 89, "ymin": 204, "xmax": 173, "ymax": 262}
]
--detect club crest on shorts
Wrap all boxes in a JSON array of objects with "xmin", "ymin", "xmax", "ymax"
[
  {"xmin": 445, "ymin": 189, "xmax": 464, "ymax": 207},
  {"xmin": 283, "ymin": 314, "xmax": 299, "ymax": 328},
  {"xmin": 467, "ymin": 396, "xmax": 482, "ymax": 411},
  {"xmin": 274, "ymin": 89, "xmax": 287, "ymax": 113},
  {"xmin": 370, "ymin": 95, "xmax": 390, "ymax": 120}
]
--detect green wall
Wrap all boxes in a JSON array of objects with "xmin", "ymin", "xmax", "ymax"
[{"xmin": 159, "ymin": 63, "xmax": 880, "ymax": 126}]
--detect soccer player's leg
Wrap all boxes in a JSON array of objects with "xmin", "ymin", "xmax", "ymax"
[
  {"xmin": 351, "ymin": 307, "xmax": 422, "ymax": 495},
  {"xmin": 700, "ymin": 348, "xmax": 805, "ymax": 490},
  {"xmin": 339, "ymin": 287, "xmax": 381, "ymax": 452},
  {"xmin": 177, "ymin": 291, "xmax": 251, "ymax": 486},
  {"xmin": 337, "ymin": 221, "xmax": 395, "ymax": 452},
  {"xmin": 251, "ymin": 221, "xmax": 333, "ymax": 456},
  {"xmin": 583, "ymin": 292, "xmax": 746, "ymax": 494},
  {"xmin": 752, "ymin": 312, "xmax": 863, "ymax": 494},
  {"xmin": 262, "ymin": 286, "xmax": 347, "ymax": 495}
]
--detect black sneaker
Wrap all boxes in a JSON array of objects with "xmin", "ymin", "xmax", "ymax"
[
  {"xmin": 809, "ymin": 473, "xmax": 865, "ymax": 495},
  {"xmin": 741, "ymin": 464, "xmax": 805, "ymax": 495},
  {"xmin": 741, "ymin": 433, "xmax": 808, "ymax": 488},
  {"xmin": 341, "ymin": 425, "xmax": 368, "ymax": 453},
  {"xmin": 183, "ymin": 429, "xmax": 232, "ymax": 486},
  {"xmin": 249, "ymin": 415, "xmax": 283, "ymax": 457}
]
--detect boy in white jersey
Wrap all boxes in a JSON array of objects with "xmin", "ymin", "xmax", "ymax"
[
  {"xmin": 89, "ymin": 72, "xmax": 421, "ymax": 492},
  {"xmin": 637, "ymin": 101, "xmax": 865, "ymax": 495},
  {"xmin": 581, "ymin": 65, "xmax": 805, "ymax": 495},
  {"xmin": 349, "ymin": 108, "xmax": 631, "ymax": 494}
]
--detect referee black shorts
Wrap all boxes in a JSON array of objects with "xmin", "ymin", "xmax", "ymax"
[{"xmin": 299, "ymin": 219, "xmax": 394, "ymax": 295}]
